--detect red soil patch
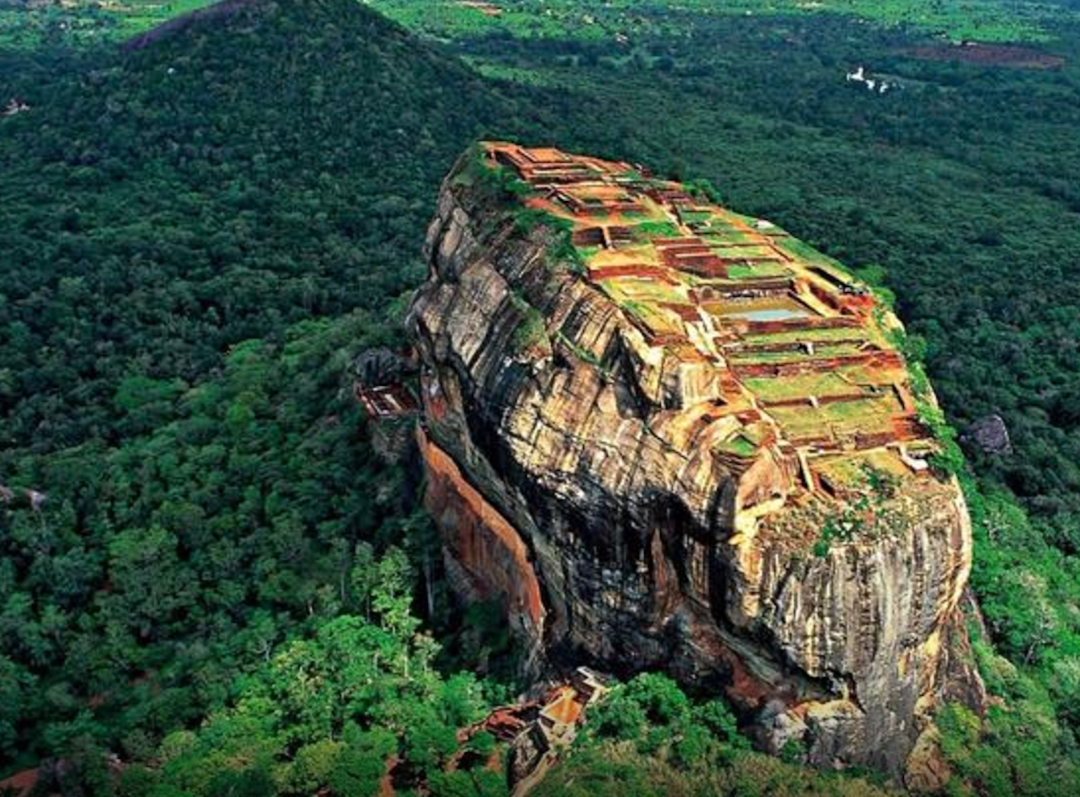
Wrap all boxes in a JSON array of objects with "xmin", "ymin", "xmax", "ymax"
[
  {"xmin": 659, "ymin": 302, "xmax": 701, "ymax": 322},
  {"xmin": 380, "ymin": 755, "xmax": 398, "ymax": 797},
  {"xmin": 589, "ymin": 264, "xmax": 676, "ymax": 283},
  {"xmin": 0, "ymin": 768, "xmax": 38, "ymax": 797},
  {"xmin": 908, "ymin": 42, "xmax": 1065, "ymax": 69},
  {"xmin": 540, "ymin": 686, "xmax": 584, "ymax": 725},
  {"xmin": 459, "ymin": 0, "xmax": 502, "ymax": 16}
]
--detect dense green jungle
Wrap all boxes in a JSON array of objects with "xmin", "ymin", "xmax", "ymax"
[{"xmin": 2, "ymin": 0, "xmax": 1080, "ymax": 795}]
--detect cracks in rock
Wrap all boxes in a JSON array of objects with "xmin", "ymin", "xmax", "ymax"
[{"xmin": 840, "ymin": 672, "xmax": 867, "ymax": 714}]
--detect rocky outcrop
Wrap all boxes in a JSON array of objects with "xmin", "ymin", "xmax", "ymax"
[
  {"xmin": 962, "ymin": 414, "xmax": 1012, "ymax": 456},
  {"xmin": 407, "ymin": 144, "xmax": 984, "ymax": 781}
]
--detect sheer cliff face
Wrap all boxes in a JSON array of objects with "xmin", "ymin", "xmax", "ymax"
[{"xmin": 407, "ymin": 144, "xmax": 983, "ymax": 781}]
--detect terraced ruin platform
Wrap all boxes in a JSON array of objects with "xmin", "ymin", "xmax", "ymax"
[{"xmin": 488, "ymin": 142, "xmax": 936, "ymax": 501}]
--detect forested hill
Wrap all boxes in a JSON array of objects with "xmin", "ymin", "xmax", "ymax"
[
  {"xmin": 0, "ymin": 0, "xmax": 535, "ymax": 460},
  {"xmin": 0, "ymin": 0, "xmax": 548, "ymax": 779}
]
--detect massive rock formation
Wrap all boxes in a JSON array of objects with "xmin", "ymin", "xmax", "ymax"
[{"xmin": 407, "ymin": 143, "xmax": 983, "ymax": 782}]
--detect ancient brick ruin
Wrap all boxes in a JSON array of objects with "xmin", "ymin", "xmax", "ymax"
[{"xmin": 489, "ymin": 142, "xmax": 937, "ymax": 501}]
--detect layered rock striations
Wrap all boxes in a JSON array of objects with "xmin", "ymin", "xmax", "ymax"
[{"xmin": 407, "ymin": 143, "xmax": 983, "ymax": 781}]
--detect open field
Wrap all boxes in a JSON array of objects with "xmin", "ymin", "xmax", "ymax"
[
  {"xmin": 368, "ymin": 0, "xmax": 1079, "ymax": 44},
  {"xmin": 0, "ymin": 0, "xmax": 215, "ymax": 48},
  {"xmin": 3, "ymin": 0, "xmax": 1077, "ymax": 52},
  {"xmin": 908, "ymin": 41, "xmax": 1068, "ymax": 67}
]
